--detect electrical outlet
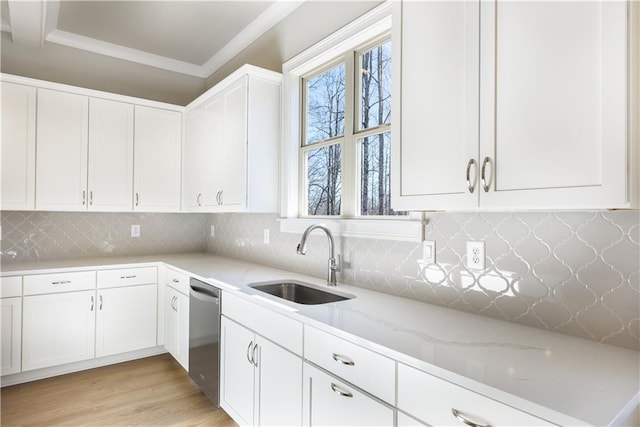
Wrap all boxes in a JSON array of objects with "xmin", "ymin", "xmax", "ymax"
[
  {"xmin": 466, "ymin": 241, "xmax": 485, "ymax": 270},
  {"xmin": 131, "ymin": 224, "xmax": 140, "ymax": 238},
  {"xmin": 422, "ymin": 240, "xmax": 435, "ymax": 264},
  {"xmin": 210, "ymin": 225, "xmax": 215, "ymax": 238},
  {"xmin": 263, "ymin": 229, "xmax": 270, "ymax": 244}
]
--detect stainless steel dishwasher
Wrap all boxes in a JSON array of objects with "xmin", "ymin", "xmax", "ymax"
[{"xmin": 189, "ymin": 278, "xmax": 221, "ymax": 406}]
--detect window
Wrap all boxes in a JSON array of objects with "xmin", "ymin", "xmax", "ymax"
[
  {"xmin": 280, "ymin": 3, "xmax": 422, "ymax": 241},
  {"xmin": 300, "ymin": 39, "xmax": 404, "ymax": 218}
]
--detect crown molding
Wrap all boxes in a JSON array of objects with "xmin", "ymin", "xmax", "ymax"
[{"xmin": 24, "ymin": 0, "xmax": 304, "ymax": 79}]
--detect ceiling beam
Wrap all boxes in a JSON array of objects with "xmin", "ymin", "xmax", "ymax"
[{"xmin": 6, "ymin": 0, "xmax": 59, "ymax": 48}]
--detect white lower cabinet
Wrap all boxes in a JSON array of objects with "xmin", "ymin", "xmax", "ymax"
[
  {"xmin": 164, "ymin": 284, "xmax": 189, "ymax": 370},
  {"xmin": 22, "ymin": 290, "xmax": 97, "ymax": 371},
  {"xmin": 397, "ymin": 363, "xmax": 553, "ymax": 427},
  {"xmin": 95, "ymin": 284, "xmax": 157, "ymax": 357},
  {"xmin": 1, "ymin": 297, "xmax": 22, "ymax": 375},
  {"xmin": 302, "ymin": 362, "xmax": 394, "ymax": 427},
  {"xmin": 220, "ymin": 316, "xmax": 302, "ymax": 426}
]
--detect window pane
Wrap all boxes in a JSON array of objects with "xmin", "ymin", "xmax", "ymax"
[
  {"xmin": 360, "ymin": 132, "xmax": 404, "ymax": 216},
  {"xmin": 306, "ymin": 144, "xmax": 342, "ymax": 215},
  {"xmin": 305, "ymin": 63, "xmax": 346, "ymax": 145},
  {"xmin": 359, "ymin": 40, "xmax": 391, "ymax": 130}
]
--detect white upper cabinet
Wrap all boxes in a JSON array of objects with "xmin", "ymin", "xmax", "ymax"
[
  {"xmin": 393, "ymin": 0, "xmax": 636, "ymax": 210},
  {"xmin": 35, "ymin": 88, "xmax": 89, "ymax": 211},
  {"xmin": 88, "ymin": 98, "xmax": 134, "ymax": 211},
  {"xmin": 182, "ymin": 65, "xmax": 281, "ymax": 213},
  {"xmin": 133, "ymin": 105, "xmax": 182, "ymax": 212},
  {"xmin": 1, "ymin": 82, "xmax": 36, "ymax": 210}
]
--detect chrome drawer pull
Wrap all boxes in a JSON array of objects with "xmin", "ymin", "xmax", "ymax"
[
  {"xmin": 480, "ymin": 157, "xmax": 491, "ymax": 193},
  {"xmin": 330, "ymin": 383, "xmax": 353, "ymax": 398},
  {"xmin": 466, "ymin": 158, "xmax": 476, "ymax": 193},
  {"xmin": 246, "ymin": 341, "xmax": 254, "ymax": 364},
  {"xmin": 121, "ymin": 275, "xmax": 136, "ymax": 279},
  {"xmin": 451, "ymin": 408, "xmax": 491, "ymax": 427},
  {"xmin": 51, "ymin": 280, "xmax": 71, "ymax": 285},
  {"xmin": 252, "ymin": 343, "xmax": 259, "ymax": 367},
  {"xmin": 172, "ymin": 279, "xmax": 180, "ymax": 283},
  {"xmin": 332, "ymin": 353, "xmax": 355, "ymax": 366}
]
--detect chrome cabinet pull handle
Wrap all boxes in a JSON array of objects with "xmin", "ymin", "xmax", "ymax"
[
  {"xmin": 466, "ymin": 158, "xmax": 477, "ymax": 193},
  {"xmin": 481, "ymin": 157, "xmax": 491, "ymax": 193},
  {"xmin": 172, "ymin": 278, "xmax": 180, "ymax": 283},
  {"xmin": 89, "ymin": 191, "xmax": 93, "ymax": 206},
  {"xmin": 171, "ymin": 295, "xmax": 177, "ymax": 311},
  {"xmin": 451, "ymin": 408, "xmax": 491, "ymax": 427},
  {"xmin": 330, "ymin": 383, "xmax": 353, "ymax": 398},
  {"xmin": 120, "ymin": 275, "xmax": 136, "ymax": 279},
  {"xmin": 246, "ymin": 341, "xmax": 254, "ymax": 364},
  {"xmin": 82, "ymin": 190, "xmax": 86, "ymax": 206},
  {"xmin": 332, "ymin": 353, "xmax": 355, "ymax": 366},
  {"xmin": 135, "ymin": 192, "xmax": 139, "ymax": 206},
  {"xmin": 252, "ymin": 343, "xmax": 259, "ymax": 367},
  {"xmin": 52, "ymin": 280, "xmax": 71, "ymax": 285},
  {"xmin": 99, "ymin": 295, "xmax": 103, "ymax": 310},
  {"xmin": 219, "ymin": 191, "xmax": 223, "ymax": 205},
  {"xmin": 90, "ymin": 296, "xmax": 94, "ymax": 311},
  {"xmin": 197, "ymin": 193, "xmax": 202, "ymax": 207}
]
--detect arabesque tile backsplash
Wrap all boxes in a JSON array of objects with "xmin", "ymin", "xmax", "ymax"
[
  {"xmin": 205, "ymin": 211, "xmax": 639, "ymax": 351},
  {"xmin": 1, "ymin": 210, "xmax": 638, "ymax": 350}
]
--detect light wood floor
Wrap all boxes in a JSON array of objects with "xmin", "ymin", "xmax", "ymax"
[{"xmin": 1, "ymin": 354, "xmax": 238, "ymax": 427}]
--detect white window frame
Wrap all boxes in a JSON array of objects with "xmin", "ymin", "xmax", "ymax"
[{"xmin": 279, "ymin": 1, "xmax": 423, "ymax": 242}]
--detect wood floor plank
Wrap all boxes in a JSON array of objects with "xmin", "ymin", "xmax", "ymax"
[{"xmin": 1, "ymin": 354, "xmax": 238, "ymax": 427}]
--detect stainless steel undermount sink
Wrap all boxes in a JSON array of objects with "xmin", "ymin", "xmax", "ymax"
[{"xmin": 248, "ymin": 280, "xmax": 353, "ymax": 305}]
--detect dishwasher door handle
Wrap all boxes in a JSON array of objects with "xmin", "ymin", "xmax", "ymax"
[{"xmin": 190, "ymin": 285, "xmax": 220, "ymax": 304}]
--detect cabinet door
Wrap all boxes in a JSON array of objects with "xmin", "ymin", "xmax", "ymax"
[
  {"xmin": 1, "ymin": 297, "xmax": 22, "ymax": 375},
  {"xmin": 164, "ymin": 286, "xmax": 188, "ymax": 370},
  {"xmin": 133, "ymin": 105, "xmax": 182, "ymax": 211},
  {"xmin": 219, "ymin": 77, "xmax": 248, "ymax": 208},
  {"xmin": 257, "ymin": 337, "xmax": 302, "ymax": 427},
  {"xmin": 302, "ymin": 362, "xmax": 394, "ymax": 427},
  {"xmin": 220, "ymin": 317, "xmax": 255, "ymax": 426},
  {"xmin": 88, "ymin": 98, "xmax": 134, "ymax": 211},
  {"xmin": 1, "ymin": 82, "xmax": 36, "ymax": 210},
  {"xmin": 392, "ymin": 1, "xmax": 479, "ymax": 211},
  {"xmin": 182, "ymin": 106, "xmax": 206, "ymax": 211},
  {"xmin": 35, "ymin": 88, "xmax": 89, "ymax": 211},
  {"xmin": 95, "ymin": 284, "xmax": 157, "ymax": 358},
  {"xmin": 22, "ymin": 290, "xmax": 96, "ymax": 371},
  {"xmin": 204, "ymin": 93, "xmax": 226, "ymax": 210},
  {"xmin": 164, "ymin": 287, "xmax": 179, "ymax": 362},
  {"xmin": 479, "ymin": 1, "xmax": 628, "ymax": 208}
]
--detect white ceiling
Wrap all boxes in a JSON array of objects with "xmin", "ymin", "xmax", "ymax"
[{"xmin": 0, "ymin": 0, "xmax": 304, "ymax": 78}]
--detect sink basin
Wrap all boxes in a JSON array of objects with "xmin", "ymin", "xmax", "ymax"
[{"xmin": 248, "ymin": 280, "xmax": 353, "ymax": 305}]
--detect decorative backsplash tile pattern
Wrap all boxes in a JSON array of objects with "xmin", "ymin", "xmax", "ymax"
[
  {"xmin": 0, "ymin": 211, "xmax": 208, "ymax": 263},
  {"xmin": 207, "ymin": 211, "xmax": 640, "ymax": 351}
]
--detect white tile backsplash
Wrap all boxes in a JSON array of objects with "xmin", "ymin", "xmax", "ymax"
[
  {"xmin": 1, "ymin": 209, "xmax": 637, "ymax": 350},
  {"xmin": 206, "ymin": 211, "xmax": 640, "ymax": 350}
]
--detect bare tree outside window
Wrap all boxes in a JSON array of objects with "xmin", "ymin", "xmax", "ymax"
[
  {"xmin": 359, "ymin": 41, "xmax": 404, "ymax": 216},
  {"xmin": 304, "ymin": 64, "xmax": 345, "ymax": 215}
]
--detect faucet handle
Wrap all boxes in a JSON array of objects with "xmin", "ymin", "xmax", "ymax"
[
  {"xmin": 296, "ymin": 243, "xmax": 303, "ymax": 255},
  {"xmin": 332, "ymin": 254, "xmax": 342, "ymax": 272}
]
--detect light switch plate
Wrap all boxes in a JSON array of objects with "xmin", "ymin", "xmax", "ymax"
[
  {"xmin": 210, "ymin": 225, "xmax": 215, "ymax": 238},
  {"xmin": 131, "ymin": 224, "xmax": 140, "ymax": 238},
  {"xmin": 263, "ymin": 229, "xmax": 270, "ymax": 244},
  {"xmin": 423, "ymin": 241, "xmax": 435, "ymax": 264}
]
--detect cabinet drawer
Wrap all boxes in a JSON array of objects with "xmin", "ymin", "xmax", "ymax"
[
  {"xmin": 97, "ymin": 267, "xmax": 157, "ymax": 288},
  {"xmin": 1, "ymin": 276, "xmax": 22, "ymax": 298},
  {"xmin": 303, "ymin": 362, "xmax": 394, "ymax": 427},
  {"xmin": 165, "ymin": 268, "xmax": 189, "ymax": 295},
  {"xmin": 304, "ymin": 325, "xmax": 395, "ymax": 404},
  {"xmin": 222, "ymin": 291, "xmax": 302, "ymax": 355},
  {"xmin": 24, "ymin": 271, "xmax": 96, "ymax": 295},
  {"xmin": 397, "ymin": 363, "xmax": 554, "ymax": 427}
]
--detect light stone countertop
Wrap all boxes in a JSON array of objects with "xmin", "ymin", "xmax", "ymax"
[{"xmin": 2, "ymin": 253, "xmax": 639, "ymax": 426}]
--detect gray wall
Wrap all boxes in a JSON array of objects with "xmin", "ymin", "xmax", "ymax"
[{"xmin": 1, "ymin": 1, "xmax": 382, "ymax": 105}]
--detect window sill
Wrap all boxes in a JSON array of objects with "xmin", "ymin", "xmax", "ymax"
[{"xmin": 278, "ymin": 217, "xmax": 424, "ymax": 242}]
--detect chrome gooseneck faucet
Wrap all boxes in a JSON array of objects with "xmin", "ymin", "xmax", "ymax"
[{"xmin": 296, "ymin": 224, "xmax": 341, "ymax": 287}]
